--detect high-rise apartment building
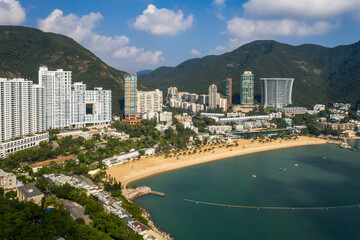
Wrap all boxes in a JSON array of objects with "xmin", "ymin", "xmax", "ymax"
[
  {"xmin": 70, "ymin": 82, "xmax": 112, "ymax": 127},
  {"xmin": 167, "ymin": 87, "xmax": 178, "ymax": 99},
  {"xmin": 225, "ymin": 78, "xmax": 232, "ymax": 110},
  {"xmin": 209, "ymin": 84, "xmax": 217, "ymax": 109},
  {"xmin": 137, "ymin": 89, "xmax": 163, "ymax": 113},
  {"xmin": 39, "ymin": 67, "xmax": 111, "ymax": 128},
  {"xmin": 241, "ymin": 71, "xmax": 254, "ymax": 105},
  {"xmin": 39, "ymin": 66, "xmax": 72, "ymax": 129},
  {"xmin": 260, "ymin": 78, "xmax": 294, "ymax": 108},
  {"xmin": 198, "ymin": 94, "xmax": 209, "ymax": 105},
  {"xmin": 124, "ymin": 73, "xmax": 139, "ymax": 121},
  {"xmin": 0, "ymin": 78, "xmax": 46, "ymax": 142}
]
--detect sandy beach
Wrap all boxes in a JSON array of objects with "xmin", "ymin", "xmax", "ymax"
[{"xmin": 107, "ymin": 136, "xmax": 327, "ymax": 187}]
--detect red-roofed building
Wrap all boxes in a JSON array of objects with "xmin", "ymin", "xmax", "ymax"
[{"xmin": 30, "ymin": 156, "xmax": 77, "ymax": 173}]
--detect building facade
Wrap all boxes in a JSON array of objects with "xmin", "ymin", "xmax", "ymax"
[
  {"xmin": 167, "ymin": 87, "xmax": 178, "ymax": 99},
  {"xmin": 39, "ymin": 66, "xmax": 72, "ymax": 129},
  {"xmin": 17, "ymin": 184, "xmax": 44, "ymax": 205},
  {"xmin": 39, "ymin": 67, "xmax": 112, "ymax": 128},
  {"xmin": 70, "ymin": 82, "xmax": 111, "ymax": 127},
  {"xmin": 260, "ymin": 78, "xmax": 294, "ymax": 109},
  {"xmin": 225, "ymin": 78, "xmax": 232, "ymax": 110},
  {"xmin": 124, "ymin": 73, "xmax": 138, "ymax": 120},
  {"xmin": 241, "ymin": 71, "xmax": 254, "ymax": 105},
  {"xmin": 0, "ymin": 78, "xmax": 46, "ymax": 142},
  {"xmin": 209, "ymin": 84, "xmax": 217, "ymax": 109},
  {"xmin": 0, "ymin": 169, "xmax": 16, "ymax": 193},
  {"xmin": 137, "ymin": 89, "xmax": 163, "ymax": 114}
]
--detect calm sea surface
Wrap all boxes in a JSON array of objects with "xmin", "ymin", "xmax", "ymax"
[{"xmin": 133, "ymin": 143, "xmax": 360, "ymax": 240}]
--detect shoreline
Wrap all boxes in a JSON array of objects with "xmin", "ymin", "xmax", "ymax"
[{"xmin": 107, "ymin": 136, "xmax": 327, "ymax": 187}]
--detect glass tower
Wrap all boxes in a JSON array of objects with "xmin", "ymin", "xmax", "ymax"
[
  {"xmin": 124, "ymin": 73, "xmax": 138, "ymax": 120},
  {"xmin": 241, "ymin": 71, "xmax": 254, "ymax": 105},
  {"xmin": 260, "ymin": 78, "xmax": 294, "ymax": 109}
]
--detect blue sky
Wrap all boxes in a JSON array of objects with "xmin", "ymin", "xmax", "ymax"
[{"xmin": 1, "ymin": 0, "xmax": 360, "ymax": 72}]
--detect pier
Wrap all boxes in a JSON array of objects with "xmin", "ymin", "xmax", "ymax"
[{"xmin": 123, "ymin": 186, "xmax": 165, "ymax": 200}]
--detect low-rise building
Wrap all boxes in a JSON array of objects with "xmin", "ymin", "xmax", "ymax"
[
  {"xmin": 281, "ymin": 107, "xmax": 307, "ymax": 115},
  {"xmin": 17, "ymin": 184, "xmax": 44, "ymax": 205},
  {"xmin": 314, "ymin": 104, "xmax": 325, "ymax": 111},
  {"xmin": 0, "ymin": 169, "xmax": 16, "ymax": 193},
  {"xmin": 330, "ymin": 114, "xmax": 346, "ymax": 121},
  {"xmin": 127, "ymin": 221, "xmax": 149, "ymax": 235},
  {"xmin": 102, "ymin": 150, "xmax": 140, "ymax": 167},
  {"xmin": 333, "ymin": 103, "xmax": 351, "ymax": 110},
  {"xmin": 30, "ymin": 155, "xmax": 78, "ymax": 173},
  {"xmin": 207, "ymin": 125, "xmax": 232, "ymax": 134},
  {"xmin": 141, "ymin": 112, "xmax": 159, "ymax": 121},
  {"xmin": 159, "ymin": 111, "xmax": 172, "ymax": 122},
  {"xmin": 0, "ymin": 132, "xmax": 49, "ymax": 158}
]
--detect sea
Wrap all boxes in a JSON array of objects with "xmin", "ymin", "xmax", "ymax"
[{"xmin": 133, "ymin": 142, "xmax": 360, "ymax": 240}]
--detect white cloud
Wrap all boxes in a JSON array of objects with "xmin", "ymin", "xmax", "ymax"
[
  {"xmin": 0, "ymin": 0, "xmax": 25, "ymax": 25},
  {"xmin": 38, "ymin": 9, "xmax": 164, "ymax": 72},
  {"xmin": 190, "ymin": 48, "xmax": 200, "ymax": 56},
  {"xmin": 132, "ymin": 4, "xmax": 193, "ymax": 35},
  {"xmin": 243, "ymin": 0, "xmax": 360, "ymax": 19},
  {"xmin": 213, "ymin": 0, "xmax": 226, "ymax": 6},
  {"xmin": 210, "ymin": 38, "xmax": 249, "ymax": 55},
  {"xmin": 227, "ymin": 18, "xmax": 335, "ymax": 39}
]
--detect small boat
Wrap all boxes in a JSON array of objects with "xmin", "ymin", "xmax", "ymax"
[
  {"xmin": 313, "ymin": 160, "xmax": 318, "ymax": 163},
  {"xmin": 278, "ymin": 168, "xmax": 283, "ymax": 171},
  {"xmin": 323, "ymin": 156, "xmax": 326, "ymax": 160},
  {"xmin": 252, "ymin": 174, "xmax": 257, "ymax": 178},
  {"xmin": 294, "ymin": 163, "xmax": 299, "ymax": 167},
  {"xmin": 283, "ymin": 168, "xmax": 287, "ymax": 171}
]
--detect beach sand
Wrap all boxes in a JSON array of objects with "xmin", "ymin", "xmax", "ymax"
[{"xmin": 107, "ymin": 136, "xmax": 327, "ymax": 187}]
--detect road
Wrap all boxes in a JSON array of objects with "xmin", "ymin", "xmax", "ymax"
[{"xmin": 58, "ymin": 198, "xmax": 91, "ymax": 224}]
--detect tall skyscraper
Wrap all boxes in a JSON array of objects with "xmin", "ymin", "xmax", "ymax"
[
  {"xmin": 208, "ymin": 84, "xmax": 217, "ymax": 109},
  {"xmin": 241, "ymin": 71, "xmax": 254, "ymax": 105},
  {"xmin": 124, "ymin": 73, "xmax": 139, "ymax": 121},
  {"xmin": 0, "ymin": 78, "xmax": 45, "ymax": 142},
  {"xmin": 260, "ymin": 78, "xmax": 294, "ymax": 108},
  {"xmin": 39, "ymin": 66, "xmax": 72, "ymax": 129},
  {"xmin": 225, "ymin": 78, "xmax": 232, "ymax": 110},
  {"xmin": 167, "ymin": 87, "xmax": 178, "ymax": 99}
]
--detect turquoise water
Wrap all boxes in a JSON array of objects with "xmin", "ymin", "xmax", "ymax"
[
  {"xmin": 348, "ymin": 139, "xmax": 360, "ymax": 151},
  {"xmin": 133, "ymin": 144, "xmax": 360, "ymax": 240}
]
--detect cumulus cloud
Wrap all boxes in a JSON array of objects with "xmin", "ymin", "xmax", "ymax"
[
  {"xmin": 0, "ymin": 0, "xmax": 25, "ymax": 25},
  {"xmin": 213, "ymin": 0, "xmax": 226, "ymax": 6},
  {"xmin": 190, "ymin": 48, "xmax": 200, "ymax": 56},
  {"xmin": 227, "ymin": 18, "xmax": 335, "ymax": 39},
  {"xmin": 243, "ymin": 0, "xmax": 360, "ymax": 19},
  {"xmin": 38, "ymin": 9, "xmax": 164, "ymax": 72},
  {"xmin": 132, "ymin": 4, "xmax": 193, "ymax": 35}
]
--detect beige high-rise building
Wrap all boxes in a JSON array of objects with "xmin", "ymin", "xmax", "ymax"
[{"xmin": 137, "ymin": 89, "xmax": 163, "ymax": 114}]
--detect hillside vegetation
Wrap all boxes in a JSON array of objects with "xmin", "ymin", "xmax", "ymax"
[
  {"xmin": 142, "ymin": 40, "xmax": 360, "ymax": 107},
  {"xmin": 0, "ymin": 26, "xmax": 126, "ymax": 113}
]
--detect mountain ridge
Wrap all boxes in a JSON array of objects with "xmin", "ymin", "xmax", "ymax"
[
  {"xmin": 0, "ymin": 26, "xmax": 127, "ymax": 113},
  {"xmin": 141, "ymin": 40, "xmax": 360, "ymax": 107}
]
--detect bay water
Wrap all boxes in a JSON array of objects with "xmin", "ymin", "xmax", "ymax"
[{"xmin": 133, "ymin": 143, "xmax": 360, "ymax": 240}]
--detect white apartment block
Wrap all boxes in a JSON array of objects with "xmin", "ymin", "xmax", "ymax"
[
  {"xmin": 0, "ymin": 169, "xmax": 16, "ymax": 193},
  {"xmin": 0, "ymin": 78, "xmax": 46, "ymax": 142},
  {"xmin": 0, "ymin": 133, "xmax": 49, "ymax": 158},
  {"xmin": 159, "ymin": 111, "xmax": 172, "ymax": 122},
  {"xmin": 39, "ymin": 67, "xmax": 112, "ymax": 129},
  {"xmin": 137, "ymin": 89, "xmax": 163, "ymax": 114},
  {"xmin": 70, "ymin": 82, "xmax": 111, "ymax": 127},
  {"xmin": 219, "ymin": 98, "xmax": 228, "ymax": 111},
  {"xmin": 313, "ymin": 104, "xmax": 326, "ymax": 111},
  {"xmin": 39, "ymin": 66, "xmax": 72, "ymax": 129}
]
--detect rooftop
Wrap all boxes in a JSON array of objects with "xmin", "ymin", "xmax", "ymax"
[
  {"xmin": 17, "ymin": 184, "xmax": 43, "ymax": 198},
  {"xmin": 30, "ymin": 155, "xmax": 77, "ymax": 168}
]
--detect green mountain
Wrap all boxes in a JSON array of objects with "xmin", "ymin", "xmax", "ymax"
[
  {"xmin": 141, "ymin": 40, "xmax": 360, "ymax": 107},
  {"xmin": 0, "ymin": 26, "xmax": 126, "ymax": 113}
]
